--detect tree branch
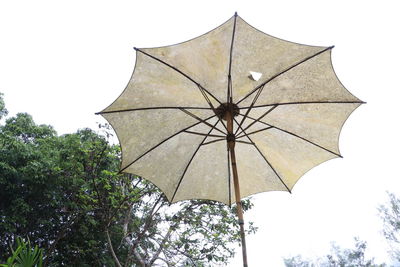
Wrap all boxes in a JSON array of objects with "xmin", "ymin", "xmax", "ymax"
[
  {"xmin": 132, "ymin": 249, "xmax": 146, "ymax": 267},
  {"xmin": 149, "ymin": 227, "xmax": 173, "ymax": 266},
  {"xmin": 105, "ymin": 227, "xmax": 123, "ymax": 267},
  {"xmin": 126, "ymin": 194, "xmax": 164, "ymax": 264}
]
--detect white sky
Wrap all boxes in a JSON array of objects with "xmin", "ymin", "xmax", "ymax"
[{"xmin": 1, "ymin": 1, "xmax": 399, "ymax": 266}]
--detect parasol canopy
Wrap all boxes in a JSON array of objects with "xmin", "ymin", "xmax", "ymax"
[{"xmin": 98, "ymin": 13, "xmax": 363, "ymax": 266}]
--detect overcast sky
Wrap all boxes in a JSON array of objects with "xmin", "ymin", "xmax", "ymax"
[{"xmin": 1, "ymin": 1, "xmax": 400, "ymax": 266}]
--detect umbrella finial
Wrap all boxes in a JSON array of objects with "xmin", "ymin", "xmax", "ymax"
[{"xmin": 234, "ymin": 11, "xmax": 238, "ymax": 17}]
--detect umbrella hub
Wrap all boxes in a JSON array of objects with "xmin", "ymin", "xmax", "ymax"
[{"xmin": 215, "ymin": 102, "xmax": 239, "ymax": 121}]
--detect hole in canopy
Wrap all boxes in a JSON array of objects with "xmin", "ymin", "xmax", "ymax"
[{"xmin": 249, "ymin": 71, "xmax": 262, "ymax": 81}]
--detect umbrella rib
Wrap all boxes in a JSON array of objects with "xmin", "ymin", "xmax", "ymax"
[
  {"xmin": 238, "ymin": 100, "xmax": 366, "ymax": 110},
  {"xmin": 236, "ymin": 126, "xmax": 273, "ymax": 139},
  {"xmin": 233, "ymin": 117, "xmax": 291, "ymax": 192},
  {"xmin": 196, "ymin": 85, "xmax": 228, "ymax": 132},
  {"xmin": 237, "ymin": 113, "xmax": 342, "ymax": 158},
  {"xmin": 202, "ymin": 138, "xmax": 225, "ymax": 146},
  {"xmin": 96, "ymin": 106, "xmax": 213, "ymax": 115},
  {"xmin": 184, "ymin": 130, "xmax": 225, "ymax": 138},
  {"xmin": 236, "ymin": 46, "xmax": 335, "ymax": 105},
  {"xmin": 236, "ymin": 105, "xmax": 278, "ymax": 136},
  {"xmin": 171, "ymin": 119, "xmax": 221, "ymax": 202},
  {"xmin": 134, "ymin": 48, "xmax": 222, "ymax": 106},
  {"xmin": 133, "ymin": 49, "xmax": 228, "ymax": 134},
  {"xmin": 179, "ymin": 108, "xmax": 226, "ymax": 135},
  {"xmin": 235, "ymin": 85, "xmax": 268, "ymax": 135},
  {"xmin": 233, "ymin": 84, "xmax": 264, "ymax": 135},
  {"xmin": 119, "ymin": 114, "xmax": 217, "ymax": 173},
  {"xmin": 236, "ymin": 140, "xmax": 255, "ymax": 145},
  {"xmin": 227, "ymin": 12, "xmax": 238, "ymax": 103}
]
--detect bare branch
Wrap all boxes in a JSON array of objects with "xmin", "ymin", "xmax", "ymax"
[
  {"xmin": 149, "ymin": 227, "xmax": 173, "ymax": 265},
  {"xmin": 133, "ymin": 249, "xmax": 146, "ymax": 267},
  {"xmin": 105, "ymin": 228, "xmax": 123, "ymax": 267},
  {"xmin": 126, "ymin": 195, "xmax": 164, "ymax": 262}
]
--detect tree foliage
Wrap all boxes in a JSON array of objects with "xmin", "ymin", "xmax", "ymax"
[
  {"xmin": 284, "ymin": 238, "xmax": 385, "ymax": 267},
  {"xmin": 325, "ymin": 238, "xmax": 384, "ymax": 267},
  {"xmin": 0, "ymin": 92, "xmax": 7, "ymax": 120},
  {"xmin": 379, "ymin": 192, "xmax": 400, "ymax": 262},
  {"xmin": 0, "ymin": 96, "xmax": 256, "ymax": 266}
]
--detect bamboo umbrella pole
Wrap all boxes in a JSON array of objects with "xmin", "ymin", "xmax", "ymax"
[{"xmin": 226, "ymin": 109, "xmax": 248, "ymax": 267}]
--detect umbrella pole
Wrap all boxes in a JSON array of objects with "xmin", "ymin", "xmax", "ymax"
[
  {"xmin": 230, "ymin": 146, "xmax": 249, "ymax": 267},
  {"xmin": 226, "ymin": 111, "xmax": 248, "ymax": 267}
]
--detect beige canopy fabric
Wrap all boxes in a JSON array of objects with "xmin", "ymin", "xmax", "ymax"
[{"xmin": 99, "ymin": 14, "xmax": 363, "ymax": 206}]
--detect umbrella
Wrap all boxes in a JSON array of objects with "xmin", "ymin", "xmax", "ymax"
[{"xmin": 97, "ymin": 13, "xmax": 363, "ymax": 266}]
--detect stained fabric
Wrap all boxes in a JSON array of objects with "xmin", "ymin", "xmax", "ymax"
[{"xmin": 99, "ymin": 14, "xmax": 363, "ymax": 205}]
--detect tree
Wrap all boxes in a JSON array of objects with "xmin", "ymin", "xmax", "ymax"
[
  {"xmin": 325, "ymin": 238, "xmax": 383, "ymax": 267},
  {"xmin": 284, "ymin": 238, "xmax": 385, "ymax": 267},
  {"xmin": 284, "ymin": 255, "xmax": 315, "ymax": 267},
  {"xmin": 0, "ymin": 92, "xmax": 7, "ymax": 119},
  {"xmin": 378, "ymin": 192, "xmax": 400, "ymax": 262},
  {"xmin": 0, "ymin": 96, "xmax": 256, "ymax": 266},
  {"xmin": 0, "ymin": 112, "xmax": 63, "ymax": 255}
]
